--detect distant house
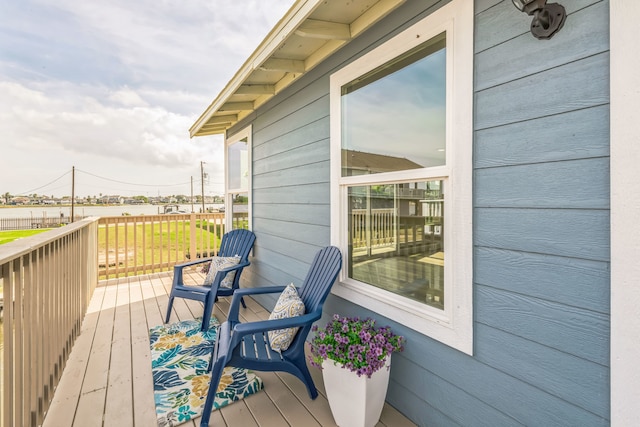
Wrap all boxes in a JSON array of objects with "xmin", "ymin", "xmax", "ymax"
[
  {"xmin": 11, "ymin": 196, "xmax": 31, "ymax": 205},
  {"xmin": 124, "ymin": 198, "xmax": 144, "ymax": 205},
  {"xmin": 189, "ymin": 1, "xmax": 639, "ymax": 425},
  {"xmin": 101, "ymin": 195, "xmax": 124, "ymax": 205}
]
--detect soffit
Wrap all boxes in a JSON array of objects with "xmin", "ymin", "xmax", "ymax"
[{"xmin": 190, "ymin": 0, "xmax": 406, "ymax": 137}]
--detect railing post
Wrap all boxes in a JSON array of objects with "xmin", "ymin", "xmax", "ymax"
[
  {"xmin": 2, "ymin": 263, "xmax": 12, "ymax": 427},
  {"xmin": 189, "ymin": 213, "xmax": 197, "ymax": 261}
]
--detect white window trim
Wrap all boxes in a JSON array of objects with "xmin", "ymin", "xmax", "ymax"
[
  {"xmin": 225, "ymin": 125, "xmax": 252, "ymax": 230},
  {"xmin": 329, "ymin": 0, "xmax": 473, "ymax": 355},
  {"xmin": 610, "ymin": 1, "xmax": 640, "ymax": 425}
]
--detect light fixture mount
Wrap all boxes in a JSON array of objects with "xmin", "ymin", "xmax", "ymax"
[{"xmin": 512, "ymin": 0, "xmax": 567, "ymax": 40}]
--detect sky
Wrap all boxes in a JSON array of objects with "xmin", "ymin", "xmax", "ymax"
[
  {"xmin": 0, "ymin": 0, "xmax": 295, "ymax": 198},
  {"xmin": 344, "ymin": 47, "xmax": 446, "ymax": 169}
]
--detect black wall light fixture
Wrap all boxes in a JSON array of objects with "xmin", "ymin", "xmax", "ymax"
[{"xmin": 512, "ymin": 0, "xmax": 567, "ymax": 40}]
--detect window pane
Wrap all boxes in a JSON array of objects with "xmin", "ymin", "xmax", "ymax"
[
  {"xmin": 228, "ymin": 137, "xmax": 249, "ymax": 190},
  {"xmin": 341, "ymin": 34, "xmax": 446, "ymax": 176},
  {"xmin": 231, "ymin": 192, "xmax": 249, "ymax": 230},
  {"xmin": 348, "ymin": 180, "xmax": 444, "ymax": 309}
]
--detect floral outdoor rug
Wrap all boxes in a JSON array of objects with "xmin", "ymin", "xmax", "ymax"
[{"xmin": 150, "ymin": 317, "xmax": 263, "ymax": 427}]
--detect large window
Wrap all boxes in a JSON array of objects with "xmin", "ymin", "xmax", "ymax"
[
  {"xmin": 225, "ymin": 126, "xmax": 251, "ymax": 230},
  {"xmin": 330, "ymin": 0, "xmax": 473, "ymax": 354}
]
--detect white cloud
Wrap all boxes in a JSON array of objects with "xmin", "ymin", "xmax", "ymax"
[
  {"xmin": 108, "ymin": 88, "xmax": 148, "ymax": 107},
  {"xmin": 0, "ymin": 80, "xmax": 224, "ymax": 195},
  {"xmin": 0, "ymin": 0, "xmax": 295, "ymax": 197}
]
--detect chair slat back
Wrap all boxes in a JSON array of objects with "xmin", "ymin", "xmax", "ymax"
[
  {"xmin": 298, "ymin": 246, "xmax": 342, "ymax": 314},
  {"xmin": 218, "ymin": 229, "xmax": 256, "ymax": 261}
]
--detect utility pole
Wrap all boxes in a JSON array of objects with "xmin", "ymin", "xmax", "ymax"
[
  {"xmin": 200, "ymin": 161, "xmax": 206, "ymax": 213},
  {"xmin": 71, "ymin": 166, "xmax": 75, "ymax": 222}
]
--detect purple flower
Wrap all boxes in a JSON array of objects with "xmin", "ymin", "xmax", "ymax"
[{"xmin": 308, "ymin": 314, "xmax": 405, "ymax": 378}]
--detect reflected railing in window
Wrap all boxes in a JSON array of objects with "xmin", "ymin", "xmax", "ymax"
[
  {"xmin": 230, "ymin": 193, "xmax": 249, "ymax": 230},
  {"xmin": 348, "ymin": 181, "xmax": 444, "ymax": 309}
]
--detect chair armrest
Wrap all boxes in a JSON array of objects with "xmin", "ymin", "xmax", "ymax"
[
  {"xmin": 234, "ymin": 312, "xmax": 320, "ymax": 334},
  {"xmin": 228, "ymin": 312, "xmax": 321, "ymax": 349},
  {"xmin": 208, "ymin": 260, "xmax": 250, "ymax": 288},
  {"xmin": 232, "ymin": 285, "xmax": 289, "ymax": 298},
  {"xmin": 227, "ymin": 285, "xmax": 290, "ymax": 322},
  {"xmin": 218, "ymin": 260, "xmax": 250, "ymax": 273},
  {"xmin": 173, "ymin": 257, "xmax": 214, "ymax": 271}
]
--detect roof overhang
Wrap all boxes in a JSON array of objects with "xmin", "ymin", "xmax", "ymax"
[{"xmin": 190, "ymin": 0, "xmax": 406, "ymax": 137}]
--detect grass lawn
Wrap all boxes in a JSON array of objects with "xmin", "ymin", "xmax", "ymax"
[
  {"xmin": 100, "ymin": 221, "xmax": 220, "ymax": 259},
  {"xmin": 0, "ymin": 229, "xmax": 51, "ymax": 245},
  {"xmin": 98, "ymin": 220, "xmax": 223, "ymax": 278},
  {"xmin": 0, "ymin": 220, "xmax": 225, "ymax": 281}
]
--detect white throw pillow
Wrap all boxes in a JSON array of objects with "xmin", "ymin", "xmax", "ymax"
[
  {"xmin": 268, "ymin": 284, "xmax": 305, "ymax": 352},
  {"xmin": 202, "ymin": 255, "xmax": 241, "ymax": 288}
]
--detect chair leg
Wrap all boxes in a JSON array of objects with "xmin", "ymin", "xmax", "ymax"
[
  {"xmin": 165, "ymin": 296, "xmax": 174, "ymax": 324},
  {"xmin": 296, "ymin": 359, "xmax": 318, "ymax": 399},
  {"xmin": 201, "ymin": 293, "xmax": 214, "ymax": 331},
  {"xmin": 199, "ymin": 359, "xmax": 226, "ymax": 427},
  {"xmin": 240, "ymin": 296, "xmax": 247, "ymax": 309}
]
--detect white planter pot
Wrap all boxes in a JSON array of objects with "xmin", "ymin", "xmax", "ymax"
[{"xmin": 321, "ymin": 357, "xmax": 391, "ymax": 427}]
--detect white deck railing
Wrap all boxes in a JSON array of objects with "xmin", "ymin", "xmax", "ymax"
[
  {"xmin": 98, "ymin": 212, "xmax": 226, "ymax": 279},
  {"xmin": 1, "ymin": 217, "xmax": 99, "ymax": 427},
  {"xmin": 0, "ymin": 212, "xmax": 229, "ymax": 426},
  {"xmin": 351, "ymin": 208, "xmax": 396, "ymax": 250},
  {"xmin": 350, "ymin": 207, "xmax": 444, "ymax": 257}
]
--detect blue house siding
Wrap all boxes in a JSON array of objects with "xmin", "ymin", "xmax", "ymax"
[
  {"xmin": 473, "ymin": 0, "xmax": 610, "ymax": 426},
  {"xmin": 236, "ymin": 78, "xmax": 332, "ymax": 308},
  {"xmin": 231, "ymin": 0, "xmax": 611, "ymax": 425}
]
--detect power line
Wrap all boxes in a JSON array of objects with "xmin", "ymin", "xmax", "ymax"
[
  {"xmin": 76, "ymin": 168, "xmax": 194, "ymax": 187},
  {"xmin": 10, "ymin": 167, "xmax": 224, "ymax": 198},
  {"xmin": 15, "ymin": 170, "xmax": 71, "ymax": 195}
]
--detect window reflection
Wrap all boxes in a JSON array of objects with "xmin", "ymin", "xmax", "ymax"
[
  {"xmin": 228, "ymin": 138, "xmax": 249, "ymax": 190},
  {"xmin": 348, "ymin": 181, "xmax": 445, "ymax": 309},
  {"xmin": 230, "ymin": 192, "xmax": 249, "ymax": 230},
  {"xmin": 341, "ymin": 34, "xmax": 446, "ymax": 176}
]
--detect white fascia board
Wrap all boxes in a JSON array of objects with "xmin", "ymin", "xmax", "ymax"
[{"xmin": 189, "ymin": 0, "xmax": 323, "ymax": 137}]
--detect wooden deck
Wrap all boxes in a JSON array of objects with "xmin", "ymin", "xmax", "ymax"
[{"xmin": 42, "ymin": 270, "xmax": 416, "ymax": 427}]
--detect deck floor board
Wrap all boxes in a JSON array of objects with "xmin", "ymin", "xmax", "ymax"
[{"xmin": 43, "ymin": 271, "xmax": 416, "ymax": 427}]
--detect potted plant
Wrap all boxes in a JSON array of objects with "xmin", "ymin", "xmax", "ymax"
[{"xmin": 308, "ymin": 314, "xmax": 405, "ymax": 427}]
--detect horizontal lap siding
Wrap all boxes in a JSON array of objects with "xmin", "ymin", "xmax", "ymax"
[
  {"xmin": 232, "ymin": 0, "xmax": 611, "ymax": 425},
  {"xmin": 475, "ymin": 157, "xmax": 609, "ymax": 209},
  {"xmin": 473, "ymin": 1, "xmax": 610, "ymax": 426},
  {"xmin": 240, "ymin": 73, "xmax": 331, "ymax": 309},
  {"xmin": 475, "ymin": 105, "xmax": 609, "ymax": 168}
]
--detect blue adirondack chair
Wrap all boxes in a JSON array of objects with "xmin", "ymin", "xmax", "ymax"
[
  {"xmin": 164, "ymin": 228, "xmax": 256, "ymax": 331},
  {"xmin": 198, "ymin": 246, "xmax": 342, "ymax": 427}
]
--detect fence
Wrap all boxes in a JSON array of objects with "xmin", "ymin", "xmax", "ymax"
[
  {"xmin": 1, "ymin": 217, "xmax": 99, "ymax": 427},
  {"xmin": 0, "ymin": 216, "xmax": 84, "ymax": 231},
  {"xmin": 98, "ymin": 212, "xmax": 226, "ymax": 279}
]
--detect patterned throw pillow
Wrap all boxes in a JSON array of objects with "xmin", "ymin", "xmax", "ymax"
[
  {"xmin": 202, "ymin": 256, "xmax": 241, "ymax": 289},
  {"xmin": 268, "ymin": 284, "xmax": 306, "ymax": 352}
]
